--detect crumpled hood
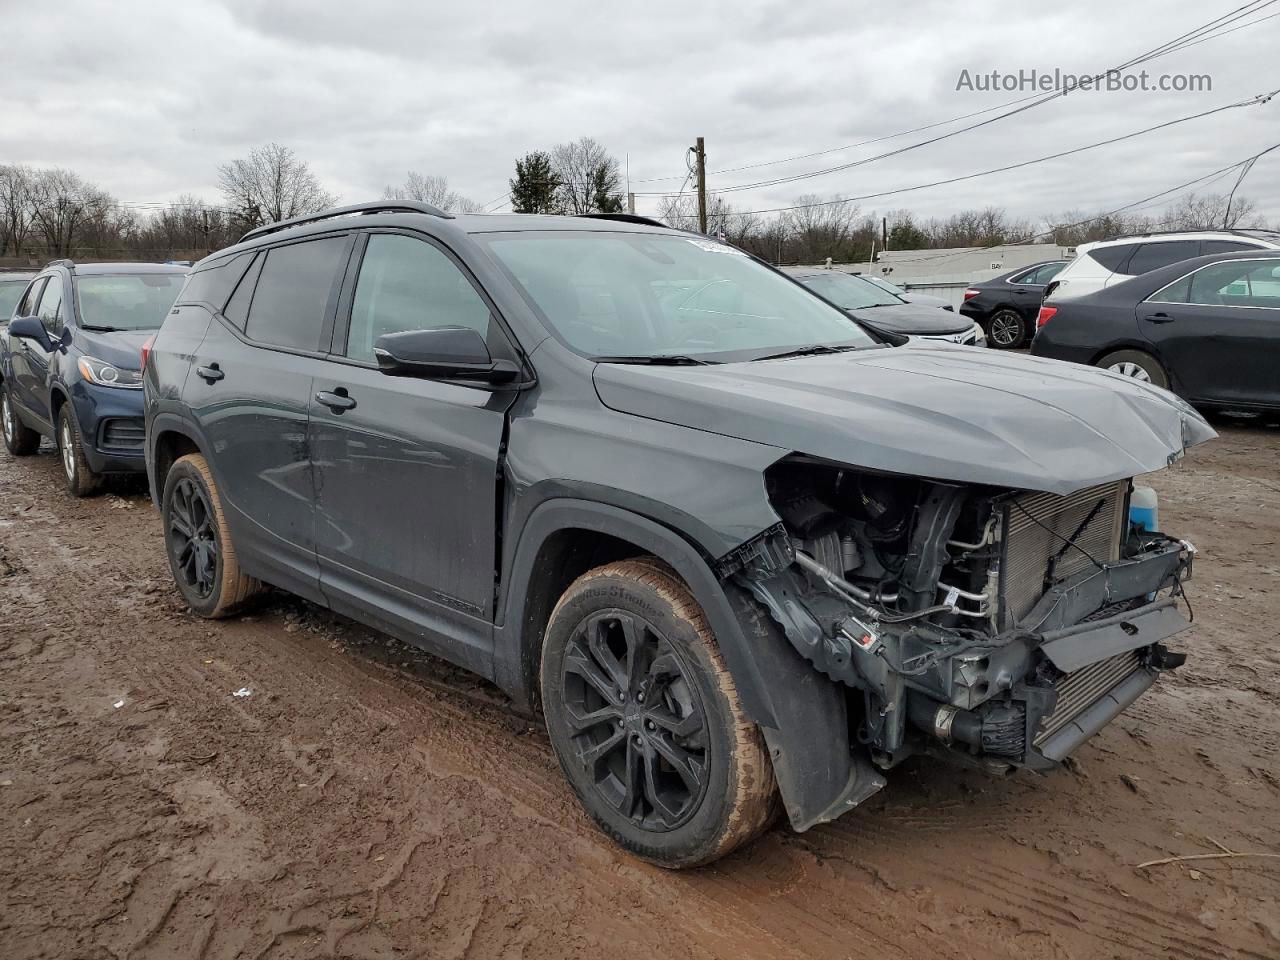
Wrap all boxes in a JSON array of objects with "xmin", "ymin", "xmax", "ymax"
[
  {"xmin": 75, "ymin": 328, "xmax": 152, "ymax": 371},
  {"xmin": 847, "ymin": 302, "xmax": 971, "ymax": 335},
  {"xmin": 593, "ymin": 343, "xmax": 1216, "ymax": 495}
]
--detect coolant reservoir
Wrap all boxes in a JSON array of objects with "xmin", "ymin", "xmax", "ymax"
[{"xmin": 1130, "ymin": 485, "xmax": 1159, "ymax": 532}]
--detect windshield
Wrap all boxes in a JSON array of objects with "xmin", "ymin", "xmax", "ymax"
[
  {"xmin": 0, "ymin": 280, "xmax": 29, "ymax": 320},
  {"xmin": 480, "ymin": 231, "xmax": 876, "ymax": 361},
  {"xmin": 74, "ymin": 274, "xmax": 185, "ymax": 330},
  {"xmin": 796, "ymin": 272, "xmax": 905, "ymax": 309},
  {"xmin": 862, "ymin": 275, "xmax": 906, "ymax": 297}
]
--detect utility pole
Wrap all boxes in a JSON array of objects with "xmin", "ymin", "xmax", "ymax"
[
  {"xmin": 882, "ymin": 216, "xmax": 888, "ymax": 252},
  {"xmin": 694, "ymin": 136, "xmax": 708, "ymax": 235},
  {"xmin": 627, "ymin": 192, "xmax": 636, "ymax": 214}
]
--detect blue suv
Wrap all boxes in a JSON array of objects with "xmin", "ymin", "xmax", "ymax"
[{"xmin": 1, "ymin": 260, "xmax": 186, "ymax": 495}]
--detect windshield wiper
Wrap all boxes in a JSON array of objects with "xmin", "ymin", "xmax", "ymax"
[
  {"xmin": 591, "ymin": 354, "xmax": 713, "ymax": 365},
  {"xmin": 752, "ymin": 344, "xmax": 861, "ymax": 362},
  {"xmin": 81, "ymin": 324, "xmax": 126, "ymax": 332}
]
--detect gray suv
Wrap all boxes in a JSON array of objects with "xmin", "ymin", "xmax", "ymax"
[{"xmin": 144, "ymin": 201, "xmax": 1213, "ymax": 867}]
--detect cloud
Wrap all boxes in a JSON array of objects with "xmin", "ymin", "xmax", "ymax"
[{"xmin": 1, "ymin": 0, "xmax": 1273, "ymax": 225}]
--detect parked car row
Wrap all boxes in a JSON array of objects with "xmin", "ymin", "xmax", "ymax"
[{"xmin": 0, "ymin": 205, "xmax": 1220, "ymax": 868}]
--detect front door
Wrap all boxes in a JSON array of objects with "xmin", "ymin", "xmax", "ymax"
[
  {"xmin": 309, "ymin": 231, "xmax": 518, "ymax": 674},
  {"xmin": 1141, "ymin": 258, "xmax": 1280, "ymax": 405}
]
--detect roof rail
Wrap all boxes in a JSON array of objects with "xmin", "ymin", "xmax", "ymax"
[
  {"xmin": 576, "ymin": 213, "xmax": 672, "ymax": 229},
  {"xmin": 240, "ymin": 201, "xmax": 454, "ymax": 243},
  {"xmin": 44, "ymin": 258, "xmax": 75, "ymax": 271}
]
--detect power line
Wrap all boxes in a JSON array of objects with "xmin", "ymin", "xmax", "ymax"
[
  {"xmin": 630, "ymin": 0, "xmax": 1279, "ymax": 192},
  {"xmin": 721, "ymin": 89, "xmax": 1277, "ymax": 216},
  {"xmin": 855, "ymin": 143, "xmax": 1280, "ymax": 267}
]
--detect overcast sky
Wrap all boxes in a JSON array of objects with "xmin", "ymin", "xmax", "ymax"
[{"xmin": 1, "ymin": 0, "xmax": 1274, "ymax": 227}]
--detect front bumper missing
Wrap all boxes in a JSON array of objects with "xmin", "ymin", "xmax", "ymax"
[{"xmin": 742, "ymin": 533, "xmax": 1194, "ymax": 774}]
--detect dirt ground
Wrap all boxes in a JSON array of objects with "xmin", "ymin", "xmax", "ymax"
[{"xmin": 1, "ymin": 421, "xmax": 1277, "ymax": 960}]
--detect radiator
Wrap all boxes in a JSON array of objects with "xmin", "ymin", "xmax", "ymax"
[{"xmin": 999, "ymin": 480, "xmax": 1127, "ymax": 624}]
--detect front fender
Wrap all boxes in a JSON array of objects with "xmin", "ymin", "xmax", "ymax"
[{"xmin": 497, "ymin": 498, "xmax": 882, "ymax": 832}]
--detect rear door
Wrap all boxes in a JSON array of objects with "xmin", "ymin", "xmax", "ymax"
[
  {"xmin": 183, "ymin": 233, "xmax": 354, "ymax": 602},
  {"xmin": 1141, "ymin": 258, "xmax": 1280, "ymax": 404},
  {"xmin": 309, "ymin": 230, "xmax": 520, "ymax": 674}
]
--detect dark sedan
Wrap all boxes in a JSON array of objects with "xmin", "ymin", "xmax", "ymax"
[
  {"xmin": 960, "ymin": 260, "xmax": 1067, "ymax": 349},
  {"xmin": 1031, "ymin": 249, "xmax": 1280, "ymax": 413},
  {"xmin": 792, "ymin": 270, "xmax": 984, "ymax": 345}
]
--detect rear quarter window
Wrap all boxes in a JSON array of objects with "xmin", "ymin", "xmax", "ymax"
[
  {"xmin": 1087, "ymin": 244, "xmax": 1139, "ymax": 274},
  {"xmin": 178, "ymin": 253, "xmax": 254, "ymax": 311}
]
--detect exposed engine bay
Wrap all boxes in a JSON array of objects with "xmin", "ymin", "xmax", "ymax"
[{"xmin": 728, "ymin": 456, "xmax": 1195, "ymax": 779}]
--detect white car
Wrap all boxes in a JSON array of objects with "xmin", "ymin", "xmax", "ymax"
[{"xmin": 1045, "ymin": 230, "xmax": 1280, "ymax": 302}]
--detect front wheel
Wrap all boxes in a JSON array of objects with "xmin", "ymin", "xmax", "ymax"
[
  {"xmin": 540, "ymin": 558, "xmax": 777, "ymax": 868},
  {"xmin": 986, "ymin": 308, "xmax": 1027, "ymax": 349},
  {"xmin": 1096, "ymin": 349, "xmax": 1169, "ymax": 389},
  {"xmin": 57, "ymin": 405, "xmax": 101, "ymax": 496},
  {"xmin": 2, "ymin": 387, "xmax": 40, "ymax": 456}
]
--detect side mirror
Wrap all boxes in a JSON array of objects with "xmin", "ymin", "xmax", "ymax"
[
  {"xmin": 373, "ymin": 326, "xmax": 520, "ymax": 385},
  {"xmin": 8, "ymin": 316, "xmax": 54, "ymax": 352}
]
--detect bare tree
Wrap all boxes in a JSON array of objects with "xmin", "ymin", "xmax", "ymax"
[
  {"xmin": 382, "ymin": 171, "xmax": 481, "ymax": 213},
  {"xmin": 784, "ymin": 195, "xmax": 865, "ymax": 262},
  {"xmin": 0, "ymin": 165, "xmax": 36, "ymax": 258},
  {"xmin": 550, "ymin": 138, "xmax": 623, "ymax": 215},
  {"xmin": 217, "ymin": 143, "xmax": 338, "ymax": 230},
  {"xmin": 26, "ymin": 169, "xmax": 113, "ymax": 258},
  {"xmin": 1161, "ymin": 192, "xmax": 1261, "ymax": 230},
  {"xmin": 656, "ymin": 194, "xmax": 759, "ymax": 245}
]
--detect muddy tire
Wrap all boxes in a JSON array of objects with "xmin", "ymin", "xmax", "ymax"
[
  {"xmin": 540, "ymin": 557, "xmax": 776, "ymax": 868},
  {"xmin": 161, "ymin": 452, "xmax": 263, "ymax": 618},
  {"xmin": 986, "ymin": 308, "xmax": 1028, "ymax": 349},
  {"xmin": 1096, "ymin": 349, "xmax": 1169, "ymax": 389},
  {"xmin": 56, "ymin": 405, "xmax": 101, "ymax": 497},
  {"xmin": 2, "ymin": 386, "xmax": 40, "ymax": 456}
]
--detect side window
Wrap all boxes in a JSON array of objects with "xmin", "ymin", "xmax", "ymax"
[
  {"xmin": 344, "ymin": 234, "xmax": 492, "ymax": 363},
  {"xmin": 36, "ymin": 278, "xmax": 65, "ymax": 336},
  {"xmin": 244, "ymin": 238, "xmax": 349, "ymax": 351},
  {"xmin": 1189, "ymin": 261, "xmax": 1280, "ymax": 308},
  {"xmin": 1203, "ymin": 240, "xmax": 1255, "ymax": 255},
  {"xmin": 178, "ymin": 252, "xmax": 254, "ymax": 311},
  {"xmin": 1126, "ymin": 241, "xmax": 1199, "ymax": 276},
  {"xmin": 1088, "ymin": 244, "xmax": 1138, "ymax": 274},
  {"xmin": 16, "ymin": 278, "xmax": 46, "ymax": 318},
  {"xmin": 1009, "ymin": 266, "xmax": 1040, "ymax": 285},
  {"xmin": 1148, "ymin": 274, "xmax": 1192, "ymax": 304}
]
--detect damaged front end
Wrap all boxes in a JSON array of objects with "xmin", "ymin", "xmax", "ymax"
[{"xmin": 731, "ymin": 457, "xmax": 1194, "ymax": 793}]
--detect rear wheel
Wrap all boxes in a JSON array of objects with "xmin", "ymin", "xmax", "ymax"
[
  {"xmin": 540, "ymin": 557, "xmax": 776, "ymax": 868},
  {"xmin": 2, "ymin": 387, "xmax": 40, "ymax": 456},
  {"xmin": 161, "ymin": 452, "xmax": 263, "ymax": 618},
  {"xmin": 986, "ymin": 308, "xmax": 1027, "ymax": 349},
  {"xmin": 57, "ymin": 405, "xmax": 101, "ymax": 496},
  {"xmin": 1096, "ymin": 349, "xmax": 1169, "ymax": 389}
]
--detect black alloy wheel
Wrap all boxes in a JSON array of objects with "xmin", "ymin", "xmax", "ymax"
[
  {"xmin": 561, "ymin": 609, "xmax": 710, "ymax": 831},
  {"xmin": 167, "ymin": 476, "xmax": 219, "ymax": 599}
]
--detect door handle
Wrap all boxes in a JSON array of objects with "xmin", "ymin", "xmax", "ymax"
[
  {"xmin": 1143, "ymin": 313, "xmax": 1175, "ymax": 324},
  {"xmin": 315, "ymin": 389, "xmax": 356, "ymax": 413},
  {"xmin": 196, "ymin": 362, "xmax": 225, "ymax": 383}
]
